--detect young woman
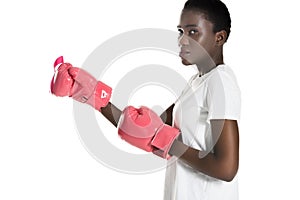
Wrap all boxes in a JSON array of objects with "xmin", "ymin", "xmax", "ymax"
[
  {"xmin": 51, "ymin": 0, "xmax": 241, "ymax": 199},
  {"xmin": 103, "ymin": 1, "xmax": 241, "ymax": 199}
]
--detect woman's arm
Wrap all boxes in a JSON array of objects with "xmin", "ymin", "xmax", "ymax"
[
  {"xmin": 160, "ymin": 103, "xmax": 175, "ymax": 126},
  {"xmin": 101, "ymin": 102, "xmax": 239, "ymax": 181},
  {"xmin": 100, "ymin": 102, "xmax": 122, "ymax": 128},
  {"xmin": 169, "ymin": 119, "xmax": 239, "ymax": 182}
]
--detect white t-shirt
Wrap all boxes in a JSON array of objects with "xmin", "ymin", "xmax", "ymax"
[{"xmin": 164, "ymin": 64, "xmax": 241, "ymax": 200}]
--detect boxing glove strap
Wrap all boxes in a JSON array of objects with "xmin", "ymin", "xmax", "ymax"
[
  {"xmin": 90, "ymin": 81, "xmax": 112, "ymax": 110},
  {"xmin": 151, "ymin": 124, "xmax": 180, "ymax": 159}
]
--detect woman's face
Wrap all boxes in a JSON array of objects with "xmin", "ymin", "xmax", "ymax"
[{"xmin": 178, "ymin": 10, "xmax": 218, "ymax": 66}]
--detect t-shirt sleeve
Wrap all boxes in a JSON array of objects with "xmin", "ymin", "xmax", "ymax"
[{"xmin": 206, "ymin": 71, "xmax": 241, "ymax": 121}]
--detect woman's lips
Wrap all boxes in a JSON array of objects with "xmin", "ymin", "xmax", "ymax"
[{"xmin": 179, "ymin": 51, "xmax": 191, "ymax": 58}]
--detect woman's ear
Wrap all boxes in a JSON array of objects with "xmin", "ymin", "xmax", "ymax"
[{"xmin": 215, "ymin": 30, "xmax": 227, "ymax": 46}]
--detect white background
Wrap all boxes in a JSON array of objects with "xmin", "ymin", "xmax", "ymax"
[{"xmin": 1, "ymin": 0, "xmax": 300, "ymax": 199}]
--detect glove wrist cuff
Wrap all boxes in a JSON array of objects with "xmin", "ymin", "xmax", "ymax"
[
  {"xmin": 151, "ymin": 124, "xmax": 180, "ymax": 159},
  {"xmin": 87, "ymin": 81, "xmax": 112, "ymax": 110}
]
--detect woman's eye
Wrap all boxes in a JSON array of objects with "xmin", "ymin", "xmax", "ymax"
[
  {"xmin": 178, "ymin": 29, "xmax": 183, "ymax": 36},
  {"xmin": 189, "ymin": 30, "xmax": 198, "ymax": 35}
]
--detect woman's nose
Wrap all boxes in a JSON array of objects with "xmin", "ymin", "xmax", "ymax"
[{"xmin": 178, "ymin": 34, "xmax": 189, "ymax": 47}]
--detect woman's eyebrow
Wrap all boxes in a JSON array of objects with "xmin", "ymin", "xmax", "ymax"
[{"xmin": 177, "ymin": 24, "xmax": 199, "ymax": 28}]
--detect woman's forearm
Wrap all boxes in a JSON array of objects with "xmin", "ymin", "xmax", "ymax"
[
  {"xmin": 169, "ymin": 120, "xmax": 239, "ymax": 181},
  {"xmin": 100, "ymin": 102, "xmax": 122, "ymax": 127},
  {"xmin": 169, "ymin": 139, "xmax": 238, "ymax": 182},
  {"xmin": 160, "ymin": 103, "xmax": 175, "ymax": 126}
]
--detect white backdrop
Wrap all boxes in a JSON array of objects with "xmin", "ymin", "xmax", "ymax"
[{"xmin": 1, "ymin": 0, "xmax": 299, "ymax": 199}]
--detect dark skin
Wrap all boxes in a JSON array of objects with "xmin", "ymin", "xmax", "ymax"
[{"xmin": 101, "ymin": 10, "xmax": 239, "ymax": 182}]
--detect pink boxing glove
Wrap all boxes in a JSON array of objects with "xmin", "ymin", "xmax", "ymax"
[
  {"xmin": 50, "ymin": 56, "xmax": 74, "ymax": 97},
  {"xmin": 118, "ymin": 106, "xmax": 180, "ymax": 159},
  {"xmin": 50, "ymin": 56, "xmax": 112, "ymax": 111}
]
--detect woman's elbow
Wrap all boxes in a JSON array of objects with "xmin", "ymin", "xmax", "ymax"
[
  {"xmin": 222, "ymin": 170, "xmax": 237, "ymax": 182},
  {"xmin": 220, "ymin": 163, "xmax": 239, "ymax": 182}
]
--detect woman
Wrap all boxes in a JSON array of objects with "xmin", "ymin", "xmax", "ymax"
[
  {"xmin": 104, "ymin": 1, "xmax": 241, "ymax": 199},
  {"xmin": 51, "ymin": 0, "xmax": 241, "ymax": 199}
]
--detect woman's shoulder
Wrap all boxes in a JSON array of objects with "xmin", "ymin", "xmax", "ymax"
[
  {"xmin": 208, "ymin": 65, "xmax": 238, "ymax": 82},
  {"xmin": 207, "ymin": 65, "xmax": 240, "ymax": 91}
]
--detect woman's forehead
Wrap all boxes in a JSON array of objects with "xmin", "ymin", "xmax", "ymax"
[{"xmin": 178, "ymin": 10, "xmax": 212, "ymax": 28}]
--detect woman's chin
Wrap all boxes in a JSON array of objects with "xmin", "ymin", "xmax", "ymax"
[{"xmin": 181, "ymin": 58, "xmax": 193, "ymax": 66}]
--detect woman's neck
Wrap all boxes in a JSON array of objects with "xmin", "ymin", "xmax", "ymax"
[{"xmin": 196, "ymin": 52, "xmax": 224, "ymax": 76}]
